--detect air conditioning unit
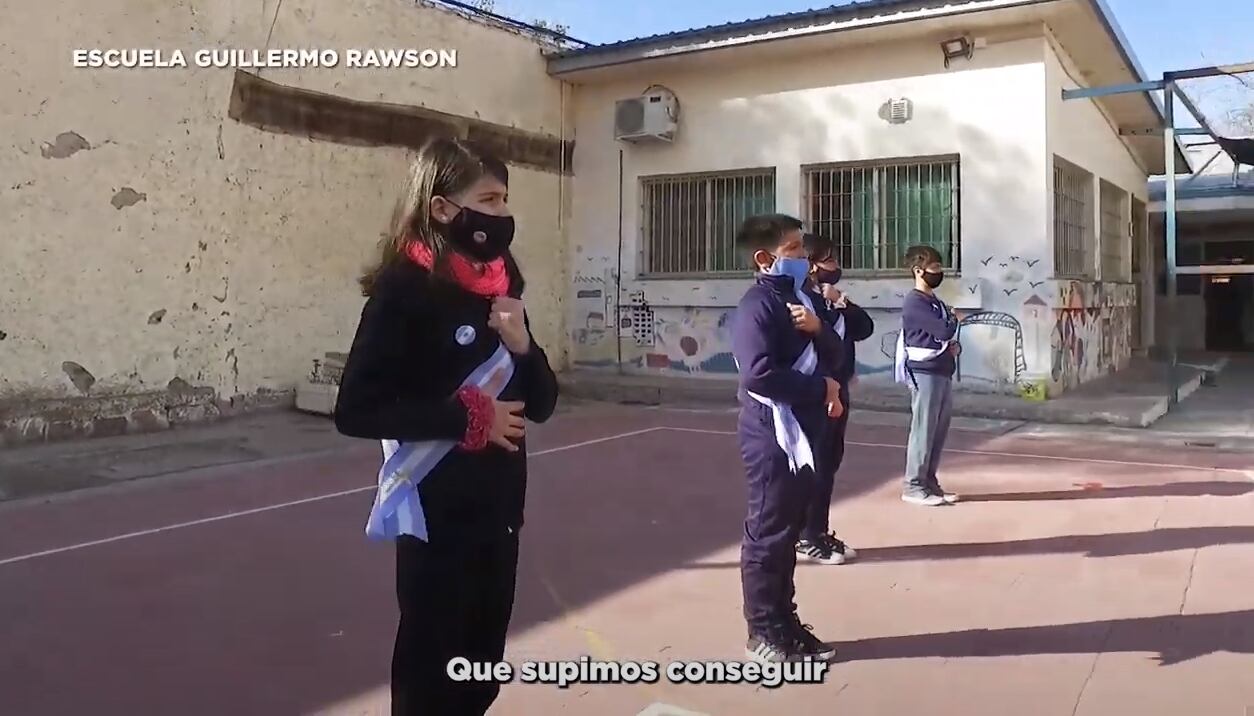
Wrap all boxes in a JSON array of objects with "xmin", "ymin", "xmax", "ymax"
[{"xmin": 614, "ymin": 87, "xmax": 678, "ymax": 143}]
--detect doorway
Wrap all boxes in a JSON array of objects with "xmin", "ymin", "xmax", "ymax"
[
  {"xmin": 1205, "ymin": 274, "xmax": 1253, "ymax": 351},
  {"xmin": 1201, "ymin": 239, "xmax": 1254, "ymax": 352}
]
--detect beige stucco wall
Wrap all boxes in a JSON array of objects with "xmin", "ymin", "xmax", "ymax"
[
  {"xmin": 1042, "ymin": 34, "xmax": 1150, "ymax": 390},
  {"xmin": 1, "ymin": 0, "xmax": 568, "ymax": 431},
  {"xmin": 566, "ymin": 29, "xmax": 1058, "ymax": 392}
]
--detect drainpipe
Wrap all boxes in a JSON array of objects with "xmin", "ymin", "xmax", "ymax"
[{"xmin": 615, "ymin": 148, "xmax": 625, "ymax": 375}]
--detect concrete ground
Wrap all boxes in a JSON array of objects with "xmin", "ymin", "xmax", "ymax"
[
  {"xmin": 1, "ymin": 403, "xmax": 1252, "ymax": 715},
  {"xmin": 559, "ymin": 354, "xmax": 1226, "ymax": 429},
  {"xmin": 1018, "ymin": 354, "xmax": 1254, "ymax": 451}
]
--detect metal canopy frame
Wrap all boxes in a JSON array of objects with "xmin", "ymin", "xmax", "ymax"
[{"xmin": 1062, "ymin": 61, "xmax": 1254, "ymax": 407}]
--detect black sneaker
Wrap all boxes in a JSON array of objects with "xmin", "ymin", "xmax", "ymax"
[
  {"xmin": 821, "ymin": 532, "xmax": 858, "ymax": 562},
  {"xmin": 745, "ymin": 632, "xmax": 805, "ymax": 663},
  {"xmin": 796, "ymin": 532, "xmax": 857, "ymax": 565},
  {"xmin": 789, "ymin": 617, "xmax": 838, "ymax": 662}
]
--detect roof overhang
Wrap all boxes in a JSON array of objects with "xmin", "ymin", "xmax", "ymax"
[
  {"xmin": 547, "ymin": 0, "xmax": 1188, "ymax": 174},
  {"xmin": 1148, "ymin": 185, "xmax": 1254, "ymax": 216}
]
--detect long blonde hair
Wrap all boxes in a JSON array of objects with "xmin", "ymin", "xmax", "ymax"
[{"xmin": 359, "ymin": 137, "xmax": 517, "ymax": 297}]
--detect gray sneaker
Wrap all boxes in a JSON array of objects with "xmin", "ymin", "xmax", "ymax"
[
  {"xmin": 929, "ymin": 481, "xmax": 961, "ymax": 504},
  {"xmin": 902, "ymin": 491, "xmax": 947, "ymax": 507}
]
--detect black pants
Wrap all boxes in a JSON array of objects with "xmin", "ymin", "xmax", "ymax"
[
  {"xmin": 392, "ymin": 530, "xmax": 520, "ymax": 716},
  {"xmin": 802, "ymin": 384, "xmax": 850, "ymax": 540},
  {"xmin": 738, "ymin": 405, "xmax": 816, "ymax": 637}
]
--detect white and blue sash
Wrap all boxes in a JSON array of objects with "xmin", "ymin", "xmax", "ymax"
[
  {"xmin": 893, "ymin": 333, "xmax": 950, "ymax": 385},
  {"xmin": 814, "ymin": 287, "xmax": 847, "ymax": 340},
  {"xmin": 894, "ymin": 298, "xmax": 953, "ymax": 386},
  {"xmin": 830, "ymin": 308, "xmax": 847, "ymax": 340},
  {"xmin": 364, "ymin": 342, "xmax": 515, "ymax": 542},
  {"xmin": 746, "ymin": 343, "xmax": 819, "ymax": 474},
  {"xmin": 739, "ymin": 283, "xmax": 822, "ymax": 475}
]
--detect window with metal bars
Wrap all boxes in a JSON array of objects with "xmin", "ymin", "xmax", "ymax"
[
  {"xmin": 1130, "ymin": 197, "xmax": 1146, "ymax": 276},
  {"xmin": 1099, "ymin": 180, "xmax": 1129, "ymax": 282},
  {"xmin": 802, "ymin": 157, "xmax": 960, "ymax": 272},
  {"xmin": 1053, "ymin": 157, "xmax": 1094, "ymax": 278},
  {"xmin": 1130, "ymin": 196, "xmax": 1147, "ymax": 349},
  {"xmin": 639, "ymin": 169, "xmax": 776, "ymax": 276}
]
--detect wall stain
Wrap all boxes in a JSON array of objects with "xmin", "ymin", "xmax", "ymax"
[
  {"xmin": 111, "ymin": 187, "xmax": 147, "ymax": 209},
  {"xmin": 226, "ymin": 348, "xmax": 240, "ymax": 395},
  {"xmin": 40, "ymin": 131, "xmax": 90, "ymax": 159},
  {"xmin": 61, "ymin": 361, "xmax": 96, "ymax": 394}
]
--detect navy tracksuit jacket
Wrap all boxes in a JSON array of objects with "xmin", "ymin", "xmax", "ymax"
[{"xmin": 730, "ymin": 273, "xmax": 845, "ymax": 635}]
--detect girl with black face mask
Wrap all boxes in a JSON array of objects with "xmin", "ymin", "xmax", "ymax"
[
  {"xmin": 794, "ymin": 233, "xmax": 875, "ymax": 566},
  {"xmin": 335, "ymin": 137, "xmax": 559, "ymax": 716}
]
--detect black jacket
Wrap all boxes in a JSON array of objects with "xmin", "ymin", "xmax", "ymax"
[{"xmin": 334, "ymin": 259, "xmax": 559, "ymax": 542}]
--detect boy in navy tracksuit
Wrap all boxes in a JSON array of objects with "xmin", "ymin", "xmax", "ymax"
[
  {"xmin": 895, "ymin": 245, "xmax": 965, "ymax": 507},
  {"xmin": 731, "ymin": 214, "xmax": 845, "ymax": 663},
  {"xmin": 796, "ymin": 233, "xmax": 874, "ymax": 565}
]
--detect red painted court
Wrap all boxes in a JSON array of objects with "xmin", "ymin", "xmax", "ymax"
[{"xmin": 1, "ymin": 403, "xmax": 1252, "ymax": 715}]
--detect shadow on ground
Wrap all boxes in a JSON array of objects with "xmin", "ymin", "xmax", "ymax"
[
  {"xmin": 840, "ymin": 609, "xmax": 1254, "ymax": 666},
  {"xmin": 3, "ymin": 407, "xmax": 1249, "ymax": 716},
  {"xmin": 963, "ymin": 480, "xmax": 1254, "ymax": 502}
]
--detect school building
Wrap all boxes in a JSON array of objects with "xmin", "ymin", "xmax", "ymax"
[
  {"xmin": 550, "ymin": 0, "xmax": 1184, "ymax": 397},
  {"xmin": 8, "ymin": 0, "xmax": 1242, "ymax": 447},
  {"xmin": 1149, "ymin": 146, "xmax": 1254, "ymax": 354}
]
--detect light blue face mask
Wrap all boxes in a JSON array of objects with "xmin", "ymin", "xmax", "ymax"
[{"xmin": 764, "ymin": 255, "xmax": 811, "ymax": 292}]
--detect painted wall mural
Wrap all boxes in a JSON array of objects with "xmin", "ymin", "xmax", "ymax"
[
  {"xmin": 1049, "ymin": 281, "xmax": 1135, "ymax": 391},
  {"xmin": 567, "ymin": 254, "xmax": 1137, "ymax": 397},
  {"xmin": 649, "ymin": 307, "xmax": 737, "ymax": 374},
  {"xmin": 874, "ymin": 310, "xmax": 1027, "ymax": 389}
]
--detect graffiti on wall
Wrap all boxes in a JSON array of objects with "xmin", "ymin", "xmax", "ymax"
[
  {"xmin": 571, "ymin": 269, "xmax": 619, "ymax": 368},
  {"xmin": 572, "ymin": 271, "xmax": 610, "ymax": 347},
  {"xmin": 1049, "ymin": 281, "xmax": 1134, "ymax": 390}
]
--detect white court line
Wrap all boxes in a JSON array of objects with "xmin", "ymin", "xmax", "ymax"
[
  {"xmin": 662, "ymin": 427, "xmax": 1254, "ymax": 476},
  {"xmin": 0, "ymin": 427, "xmax": 665, "ymax": 568}
]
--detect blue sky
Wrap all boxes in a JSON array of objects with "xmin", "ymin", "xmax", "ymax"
[{"xmin": 485, "ymin": 0, "xmax": 1252, "ymax": 130}]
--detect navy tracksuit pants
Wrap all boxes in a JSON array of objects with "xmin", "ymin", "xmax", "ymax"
[
  {"xmin": 738, "ymin": 401, "xmax": 822, "ymax": 636},
  {"xmin": 801, "ymin": 383, "xmax": 850, "ymax": 540}
]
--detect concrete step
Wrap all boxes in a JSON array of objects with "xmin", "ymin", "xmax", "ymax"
[{"xmin": 558, "ymin": 362, "xmax": 1216, "ymax": 429}]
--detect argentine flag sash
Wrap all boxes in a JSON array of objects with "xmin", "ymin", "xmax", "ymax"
[
  {"xmin": 364, "ymin": 341, "xmax": 515, "ymax": 542},
  {"xmin": 815, "ymin": 287, "xmax": 847, "ymax": 340},
  {"xmin": 894, "ymin": 299, "xmax": 952, "ymax": 386},
  {"xmin": 893, "ymin": 333, "xmax": 949, "ymax": 385},
  {"xmin": 831, "ymin": 309, "xmax": 847, "ymax": 340},
  {"xmin": 740, "ymin": 283, "xmax": 821, "ymax": 475}
]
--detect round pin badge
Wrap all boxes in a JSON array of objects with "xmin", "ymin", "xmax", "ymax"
[{"xmin": 454, "ymin": 325, "xmax": 477, "ymax": 346}]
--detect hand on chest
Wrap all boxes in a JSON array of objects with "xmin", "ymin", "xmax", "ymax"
[{"xmin": 436, "ymin": 296, "xmax": 528, "ymax": 357}]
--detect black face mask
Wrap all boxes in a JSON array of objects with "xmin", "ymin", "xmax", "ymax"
[
  {"xmin": 921, "ymin": 270, "xmax": 945, "ymax": 289},
  {"xmin": 814, "ymin": 267, "xmax": 842, "ymax": 285},
  {"xmin": 444, "ymin": 202, "xmax": 515, "ymax": 262}
]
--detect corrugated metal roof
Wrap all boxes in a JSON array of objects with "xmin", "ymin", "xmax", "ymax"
[
  {"xmin": 548, "ymin": 0, "xmax": 928, "ymax": 58},
  {"xmin": 1149, "ymin": 173, "xmax": 1254, "ymax": 201}
]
